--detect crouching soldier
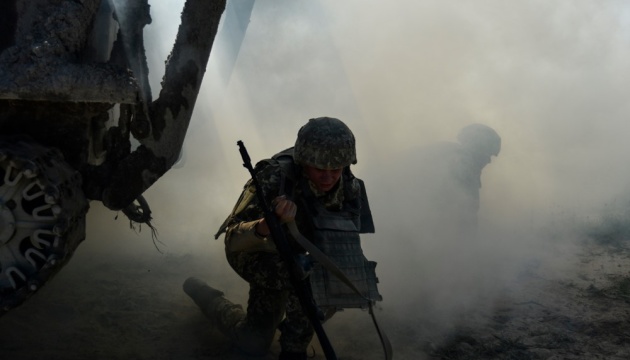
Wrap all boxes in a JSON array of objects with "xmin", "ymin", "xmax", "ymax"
[{"xmin": 184, "ymin": 117, "xmax": 386, "ymax": 360}]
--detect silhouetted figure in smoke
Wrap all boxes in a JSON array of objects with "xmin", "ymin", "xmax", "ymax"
[
  {"xmin": 369, "ymin": 124, "xmax": 500, "ymax": 319},
  {"xmin": 418, "ymin": 123, "xmax": 501, "ymax": 240}
]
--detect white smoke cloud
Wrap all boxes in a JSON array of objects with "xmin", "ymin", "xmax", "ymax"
[{"xmin": 82, "ymin": 0, "xmax": 630, "ymax": 356}]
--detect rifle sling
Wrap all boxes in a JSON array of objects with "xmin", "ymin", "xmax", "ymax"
[{"xmin": 286, "ymin": 222, "xmax": 393, "ymax": 360}]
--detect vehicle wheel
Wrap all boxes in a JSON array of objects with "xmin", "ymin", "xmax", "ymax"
[{"xmin": 0, "ymin": 136, "xmax": 89, "ymax": 315}]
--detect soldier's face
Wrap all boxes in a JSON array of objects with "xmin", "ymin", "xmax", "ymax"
[{"xmin": 303, "ymin": 165, "xmax": 343, "ymax": 192}]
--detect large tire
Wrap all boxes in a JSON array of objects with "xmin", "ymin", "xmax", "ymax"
[{"xmin": 0, "ymin": 137, "xmax": 89, "ymax": 315}]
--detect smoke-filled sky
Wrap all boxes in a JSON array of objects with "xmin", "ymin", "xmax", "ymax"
[
  {"xmin": 82, "ymin": 0, "xmax": 630, "ymax": 351},
  {"xmin": 143, "ymin": 0, "xmax": 630, "ymax": 218}
]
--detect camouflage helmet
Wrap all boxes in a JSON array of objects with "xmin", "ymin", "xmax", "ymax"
[
  {"xmin": 457, "ymin": 123, "xmax": 501, "ymax": 156},
  {"xmin": 294, "ymin": 117, "xmax": 357, "ymax": 169}
]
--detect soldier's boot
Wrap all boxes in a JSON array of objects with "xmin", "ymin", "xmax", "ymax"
[{"xmin": 183, "ymin": 276, "xmax": 226, "ymax": 320}]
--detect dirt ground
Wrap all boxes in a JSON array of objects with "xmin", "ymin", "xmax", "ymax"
[
  {"xmin": 423, "ymin": 242, "xmax": 630, "ymax": 360},
  {"xmin": 1, "ymin": 227, "xmax": 630, "ymax": 360}
]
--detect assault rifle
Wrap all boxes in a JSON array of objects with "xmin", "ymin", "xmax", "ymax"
[{"xmin": 237, "ymin": 141, "xmax": 337, "ymax": 360}]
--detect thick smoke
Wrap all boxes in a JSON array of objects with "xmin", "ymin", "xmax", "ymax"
[{"xmin": 80, "ymin": 0, "xmax": 630, "ymax": 356}]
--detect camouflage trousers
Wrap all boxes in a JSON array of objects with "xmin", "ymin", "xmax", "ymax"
[{"xmin": 213, "ymin": 251, "xmax": 314, "ymax": 355}]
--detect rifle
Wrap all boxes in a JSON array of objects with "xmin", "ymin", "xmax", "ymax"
[{"xmin": 237, "ymin": 140, "xmax": 337, "ymax": 360}]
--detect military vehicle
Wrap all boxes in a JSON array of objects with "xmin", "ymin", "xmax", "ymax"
[{"xmin": 0, "ymin": 0, "xmax": 226, "ymax": 315}]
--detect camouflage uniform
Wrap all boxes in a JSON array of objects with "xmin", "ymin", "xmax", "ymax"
[{"xmin": 204, "ymin": 117, "xmax": 371, "ymax": 358}]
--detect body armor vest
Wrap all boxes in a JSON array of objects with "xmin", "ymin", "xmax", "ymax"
[
  {"xmin": 215, "ymin": 148, "xmax": 382, "ymax": 309},
  {"xmin": 301, "ymin": 184, "xmax": 382, "ymax": 310}
]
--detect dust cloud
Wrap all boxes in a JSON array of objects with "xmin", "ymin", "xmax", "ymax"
[{"xmin": 13, "ymin": 0, "xmax": 630, "ymax": 358}]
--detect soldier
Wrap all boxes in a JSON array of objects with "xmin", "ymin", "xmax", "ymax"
[
  {"xmin": 184, "ymin": 117, "xmax": 379, "ymax": 360},
  {"xmin": 451, "ymin": 123, "xmax": 501, "ymax": 233},
  {"xmin": 411, "ymin": 123, "xmax": 501, "ymax": 239}
]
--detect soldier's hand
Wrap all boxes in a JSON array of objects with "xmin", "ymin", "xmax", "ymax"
[{"xmin": 272, "ymin": 195, "xmax": 297, "ymax": 224}]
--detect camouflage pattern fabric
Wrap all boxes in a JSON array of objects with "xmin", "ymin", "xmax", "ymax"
[
  {"xmin": 293, "ymin": 117, "xmax": 357, "ymax": 169},
  {"xmin": 211, "ymin": 161, "xmax": 324, "ymax": 354},
  {"xmin": 207, "ymin": 251, "xmax": 314, "ymax": 354},
  {"xmin": 228, "ymin": 158, "xmax": 286, "ymax": 231}
]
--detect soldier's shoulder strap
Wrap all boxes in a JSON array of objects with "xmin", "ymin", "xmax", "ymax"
[
  {"xmin": 214, "ymin": 148, "xmax": 298, "ymax": 240},
  {"xmin": 270, "ymin": 147, "xmax": 299, "ymax": 197}
]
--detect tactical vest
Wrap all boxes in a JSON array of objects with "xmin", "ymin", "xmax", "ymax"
[
  {"xmin": 274, "ymin": 148, "xmax": 381, "ymax": 310},
  {"xmin": 216, "ymin": 147, "xmax": 382, "ymax": 309},
  {"xmin": 303, "ymin": 194, "xmax": 383, "ymax": 309}
]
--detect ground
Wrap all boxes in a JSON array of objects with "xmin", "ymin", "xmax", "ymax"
[
  {"xmin": 1, "ymin": 226, "xmax": 630, "ymax": 360},
  {"xmin": 424, "ymin": 243, "xmax": 630, "ymax": 360}
]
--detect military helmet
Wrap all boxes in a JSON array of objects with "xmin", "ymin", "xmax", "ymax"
[
  {"xmin": 294, "ymin": 117, "xmax": 357, "ymax": 169},
  {"xmin": 457, "ymin": 123, "xmax": 501, "ymax": 156}
]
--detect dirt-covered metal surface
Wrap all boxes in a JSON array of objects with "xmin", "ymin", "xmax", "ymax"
[
  {"xmin": 0, "ymin": 0, "xmax": 137, "ymax": 103},
  {"xmin": 0, "ymin": 0, "xmax": 225, "ymax": 208},
  {"xmin": 0, "ymin": 0, "xmax": 225, "ymax": 315}
]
